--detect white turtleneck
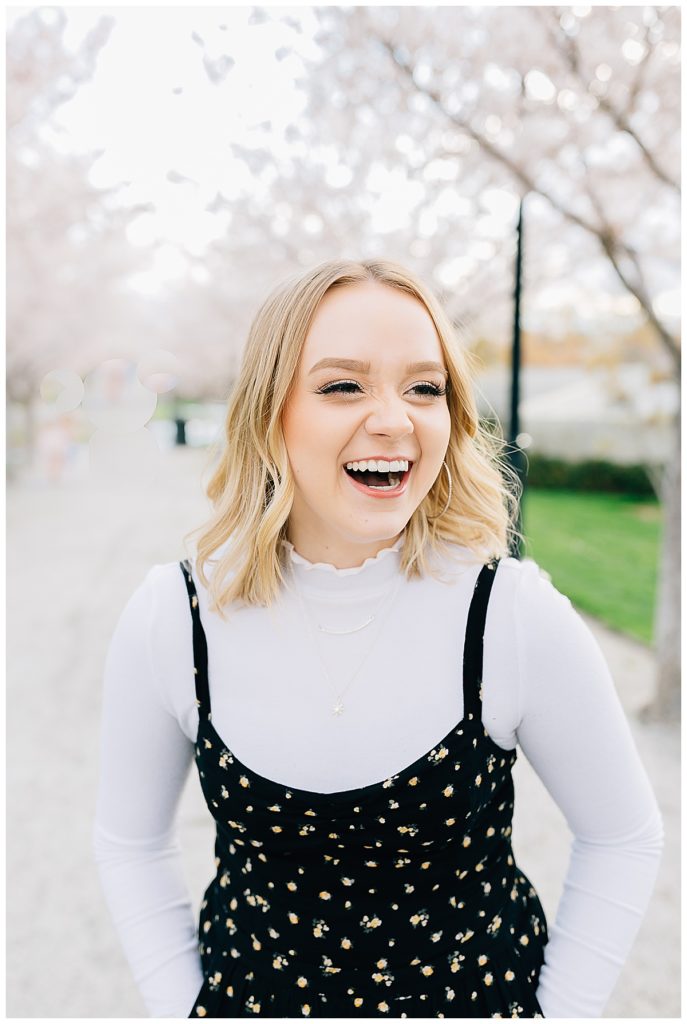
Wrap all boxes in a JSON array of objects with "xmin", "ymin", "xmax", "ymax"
[{"xmin": 93, "ymin": 537, "xmax": 663, "ymax": 1018}]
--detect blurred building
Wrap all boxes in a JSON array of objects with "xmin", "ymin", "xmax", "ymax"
[{"xmin": 475, "ymin": 365, "xmax": 678, "ymax": 465}]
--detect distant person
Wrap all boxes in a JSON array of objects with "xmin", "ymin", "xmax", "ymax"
[{"xmin": 94, "ymin": 258, "xmax": 663, "ymax": 1018}]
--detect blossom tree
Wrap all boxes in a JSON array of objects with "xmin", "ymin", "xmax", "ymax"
[{"xmin": 7, "ymin": 8, "xmax": 152, "ymax": 444}]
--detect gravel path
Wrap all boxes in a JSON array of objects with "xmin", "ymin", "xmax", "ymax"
[{"xmin": 6, "ymin": 447, "xmax": 679, "ymax": 1017}]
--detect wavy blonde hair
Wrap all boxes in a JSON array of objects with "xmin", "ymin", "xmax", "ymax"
[{"xmin": 188, "ymin": 258, "xmax": 521, "ymax": 616}]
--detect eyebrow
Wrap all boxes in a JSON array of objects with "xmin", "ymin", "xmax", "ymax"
[{"xmin": 308, "ymin": 358, "xmax": 448, "ymax": 378}]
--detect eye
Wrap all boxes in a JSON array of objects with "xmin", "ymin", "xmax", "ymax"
[
  {"xmin": 407, "ymin": 382, "xmax": 447, "ymax": 398},
  {"xmin": 316, "ymin": 379, "xmax": 363, "ymax": 396}
]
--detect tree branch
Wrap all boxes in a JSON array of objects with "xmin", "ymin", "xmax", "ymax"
[
  {"xmin": 378, "ymin": 37, "xmax": 600, "ymax": 238},
  {"xmin": 623, "ymin": 13, "xmax": 658, "ymax": 118},
  {"xmin": 582, "ymin": 173, "xmax": 680, "ymax": 371},
  {"xmin": 538, "ymin": 7, "xmax": 680, "ymax": 194},
  {"xmin": 376, "ymin": 33, "xmax": 680, "ymax": 375}
]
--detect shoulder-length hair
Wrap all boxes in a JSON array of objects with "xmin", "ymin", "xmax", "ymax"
[{"xmin": 188, "ymin": 258, "xmax": 520, "ymax": 617}]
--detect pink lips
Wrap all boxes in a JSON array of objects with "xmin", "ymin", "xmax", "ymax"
[{"xmin": 343, "ymin": 465, "xmax": 412, "ymax": 500}]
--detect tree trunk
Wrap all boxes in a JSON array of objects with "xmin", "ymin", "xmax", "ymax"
[{"xmin": 640, "ymin": 412, "xmax": 681, "ymax": 723}]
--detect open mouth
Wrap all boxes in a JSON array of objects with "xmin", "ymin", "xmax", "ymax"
[{"xmin": 343, "ymin": 459, "xmax": 413, "ymax": 494}]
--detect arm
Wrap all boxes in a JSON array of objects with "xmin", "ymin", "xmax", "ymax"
[
  {"xmin": 512, "ymin": 561, "xmax": 664, "ymax": 1018},
  {"xmin": 93, "ymin": 567, "xmax": 205, "ymax": 1017}
]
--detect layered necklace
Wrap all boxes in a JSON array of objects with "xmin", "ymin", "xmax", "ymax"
[{"xmin": 288, "ymin": 565, "xmax": 404, "ymax": 716}]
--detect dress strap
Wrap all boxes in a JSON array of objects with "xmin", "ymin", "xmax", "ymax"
[
  {"xmin": 179, "ymin": 559, "xmax": 211, "ymax": 721},
  {"xmin": 462, "ymin": 559, "xmax": 500, "ymax": 722}
]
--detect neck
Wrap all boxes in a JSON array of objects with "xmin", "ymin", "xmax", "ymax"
[
  {"xmin": 282, "ymin": 534, "xmax": 404, "ymax": 600},
  {"xmin": 284, "ymin": 529, "xmax": 405, "ymax": 571}
]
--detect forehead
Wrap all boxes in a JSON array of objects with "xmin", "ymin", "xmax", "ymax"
[{"xmin": 301, "ymin": 282, "xmax": 444, "ymax": 365}]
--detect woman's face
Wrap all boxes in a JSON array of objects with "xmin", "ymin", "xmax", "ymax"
[{"xmin": 281, "ymin": 281, "xmax": 452, "ymax": 568}]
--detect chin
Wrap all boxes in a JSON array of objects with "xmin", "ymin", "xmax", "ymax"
[{"xmin": 341, "ymin": 517, "xmax": 409, "ymax": 546}]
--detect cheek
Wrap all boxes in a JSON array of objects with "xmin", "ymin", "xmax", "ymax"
[
  {"xmin": 422, "ymin": 406, "xmax": 452, "ymax": 451},
  {"xmin": 282, "ymin": 399, "xmax": 312, "ymax": 461},
  {"xmin": 282, "ymin": 400, "xmax": 344, "ymax": 480}
]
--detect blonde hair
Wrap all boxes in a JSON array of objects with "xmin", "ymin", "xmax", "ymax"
[{"xmin": 188, "ymin": 258, "xmax": 521, "ymax": 616}]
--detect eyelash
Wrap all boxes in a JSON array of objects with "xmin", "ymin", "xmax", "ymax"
[{"xmin": 316, "ymin": 380, "xmax": 447, "ymax": 399}]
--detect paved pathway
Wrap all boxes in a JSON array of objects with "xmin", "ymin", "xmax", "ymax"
[{"xmin": 6, "ymin": 447, "xmax": 679, "ymax": 1017}]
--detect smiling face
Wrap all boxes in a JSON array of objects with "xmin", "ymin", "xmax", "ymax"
[{"xmin": 281, "ymin": 281, "xmax": 452, "ymax": 568}]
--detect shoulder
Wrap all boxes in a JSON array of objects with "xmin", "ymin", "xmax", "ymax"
[
  {"xmin": 104, "ymin": 562, "xmax": 193, "ymax": 712},
  {"xmin": 148, "ymin": 558, "xmax": 192, "ymax": 594},
  {"xmin": 143, "ymin": 560, "xmax": 197, "ymax": 631},
  {"xmin": 422, "ymin": 544, "xmax": 560, "ymax": 614},
  {"xmin": 480, "ymin": 555, "xmax": 576, "ymax": 650},
  {"xmin": 111, "ymin": 561, "xmax": 195, "ymax": 660},
  {"xmin": 109, "ymin": 563, "xmax": 179, "ymax": 641},
  {"xmin": 494, "ymin": 553, "xmax": 551, "ymax": 585},
  {"xmin": 493, "ymin": 554, "xmax": 572, "ymax": 610},
  {"xmin": 131, "ymin": 561, "xmax": 198, "ymax": 718},
  {"xmin": 492, "ymin": 556, "xmax": 604, "ymax": 678},
  {"xmin": 427, "ymin": 542, "xmax": 561, "ymax": 599},
  {"xmin": 486, "ymin": 558, "xmax": 610, "ymax": 726}
]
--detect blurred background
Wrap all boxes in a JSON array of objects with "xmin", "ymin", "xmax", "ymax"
[{"xmin": 6, "ymin": 5, "xmax": 680, "ymax": 1017}]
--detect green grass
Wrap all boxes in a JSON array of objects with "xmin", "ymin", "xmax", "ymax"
[{"xmin": 521, "ymin": 489, "xmax": 662, "ymax": 645}]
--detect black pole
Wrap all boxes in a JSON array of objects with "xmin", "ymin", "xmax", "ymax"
[
  {"xmin": 173, "ymin": 395, "xmax": 187, "ymax": 446},
  {"xmin": 508, "ymin": 195, "xmax": 526, "ymax": 558},
  {"xmin": 174, "ymin": 416, "xmax": 187, "ymax": 446}
]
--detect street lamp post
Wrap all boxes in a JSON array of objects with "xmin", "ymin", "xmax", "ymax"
[{"xmin": 508, "ymin": 195, "xmax": 526, "ymax": 559}]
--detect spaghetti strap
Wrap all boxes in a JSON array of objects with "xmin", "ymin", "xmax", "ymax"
[
  {"xmin": 462, "ymin": 559, "xmax": 500, "ymax": 722},
  {"xmin": 179, "ymin": 559, "xmax": 211, "ymax": 721}
]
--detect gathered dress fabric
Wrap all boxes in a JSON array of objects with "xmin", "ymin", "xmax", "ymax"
[{"xmin": 180, "ymin": 558, "xmax": 547, "ymax": 1019}]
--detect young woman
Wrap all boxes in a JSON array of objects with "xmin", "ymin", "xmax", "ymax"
[{"xmin": 94, "ymin": 258, "xmax": 663, "ymax": 1019}]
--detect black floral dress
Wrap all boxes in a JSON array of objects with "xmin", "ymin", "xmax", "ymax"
[{"xmin": 180, "ymin": 558, "xmax": 548, "ymax": 1018}]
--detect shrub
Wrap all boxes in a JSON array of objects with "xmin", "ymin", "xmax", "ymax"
[{"xmin": 521, "ymin": 454, "xmax": 655, "ymax": 497}]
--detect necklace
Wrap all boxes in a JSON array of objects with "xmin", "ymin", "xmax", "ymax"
[
  {"xmin": 317, "ymin": 615, "xmax": 374, "ymax": 635},
  {"xmin": 288, "ymin": 572, "xmax": 404, "ymax": 716},
  {"xmin": 284, "ymin": 539, "xmax": 402, "ymax": 634}
]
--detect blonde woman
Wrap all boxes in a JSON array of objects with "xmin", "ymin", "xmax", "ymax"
[{"xmin": 94, "ymin": 259, "xmax": 663, "ymax": 1019}]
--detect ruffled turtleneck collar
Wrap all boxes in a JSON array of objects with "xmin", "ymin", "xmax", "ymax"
[{"xmin": 281, "ymin": 534, "xmax": 404, "ymax": 597}]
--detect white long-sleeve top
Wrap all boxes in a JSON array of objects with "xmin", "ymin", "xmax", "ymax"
[{"xmin": 93, "ymin": 536, "xmax": 663, "ymax": 1018}]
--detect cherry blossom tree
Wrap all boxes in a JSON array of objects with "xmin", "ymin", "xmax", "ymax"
[{"xmin": 7, "ymin": 8, "xmax": 152, "ymax": 443}]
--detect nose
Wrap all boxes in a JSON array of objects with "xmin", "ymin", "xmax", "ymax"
[{"xmin": 364, "ymin": 392, "xmax": 415, "ymax": 440}]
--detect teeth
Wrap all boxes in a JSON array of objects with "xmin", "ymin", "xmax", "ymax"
[{"xmin": 345, "ymin": 459, "xmax": 410, "ymax": 472}]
